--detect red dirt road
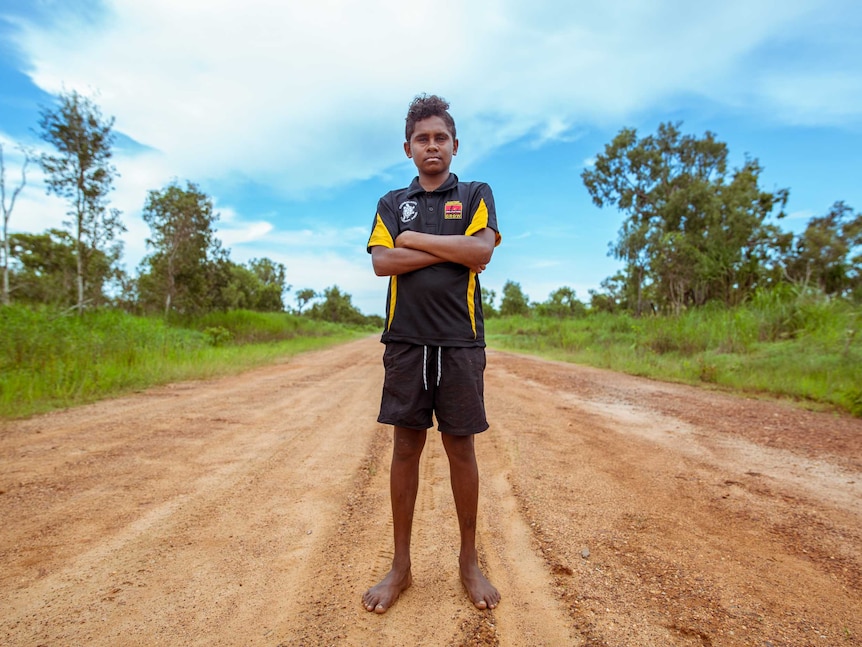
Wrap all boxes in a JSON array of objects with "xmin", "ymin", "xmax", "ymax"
[{"xmin": 1, "ymin": 337, "xmax": 860, "ymax": 646}]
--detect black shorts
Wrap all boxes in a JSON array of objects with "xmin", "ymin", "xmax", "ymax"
[{"xmin": 378, "ymin": 342, "xmax": 489, "ymax": 436}]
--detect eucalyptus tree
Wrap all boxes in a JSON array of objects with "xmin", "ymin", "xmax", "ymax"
[
  {"xmin": 139, "ymin": 181, "xmax": 222, "ymax": 317},
  {"xmin": 784, "ymin": 201, "xmax": 862, "ymax": 298},
  {"xmin": 38, "ymin": 90, "xmax": 125, "ymax": 312},
  {"xmin": 582, "ymin": 122, "xmax": 788, "ymax": 312},
  {"xmin": 1, "ymin": 144, "xmax": 31, "ymax": 305},
  {"xmin": 295, "ymin": 288, "xmax": 317, "ymax": 314},
  {"xmin": 248, "ymin": 257, "xmax": 289, "ymax": 311},
  {"xmin": 215, "ymin": 257, "xmax": 288, "ymax": 312},
  {"xmin": 535, "ymin": 286, "xmax": 586, "ymax": 318},
  {"xmin": 481, "ymin": 287, "xmax": 498, "ymax": 318},
  {"xmin": 7, "ymin": 229, "xmax": 78, "ymax": 305},
  {"xmin": 306, "ymin": 285, "xmax": 366, "ymax": 324},
  {"xmin": 499, "ymin": 280, "xmax": 531, "ymax": 316}
]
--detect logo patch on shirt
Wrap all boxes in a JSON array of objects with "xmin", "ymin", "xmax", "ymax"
[
  {"xmin": 444, "ymin": 201, "xmax": 463, "ymax": 219},
  {"xmin": 399, "ymin": 200, "xmax": 418, "ymax": 223}
]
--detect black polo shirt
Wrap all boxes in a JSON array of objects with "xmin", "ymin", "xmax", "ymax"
[{"xmin": 367, "ymin": 174, "xmax": 501, "ymax": 347}]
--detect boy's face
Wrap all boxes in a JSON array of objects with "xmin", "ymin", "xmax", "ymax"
[{"xmin": 404, "ymin": 116, "xmax": 459, "ymax": 178}]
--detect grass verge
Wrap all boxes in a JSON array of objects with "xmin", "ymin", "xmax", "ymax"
[
  {"xmin": 0, "ymin": 306, "xmax": 371, "ymax": 419},
  {"xmin": 486, "ymin": 291, "xmax": 862, "ymax": 417}
]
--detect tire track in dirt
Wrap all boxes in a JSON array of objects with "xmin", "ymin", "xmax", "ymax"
[
  {"xmin": 2, "ymin": 339, "xmax": 861, "ymax": 646},
  {"xmin": 2, "ymin": 340, "xmax": 385, "ymax": 645},
  {"xmin": 275, "ymin": 353, "xmax": 577, "ymax": 646},
  {"xmin": 1, "ymin": 338, "xmax": 578, "ymax": 647},
  {"xmin": 483, "ymin": 350, "xmax": 862, "ymax": 647}
]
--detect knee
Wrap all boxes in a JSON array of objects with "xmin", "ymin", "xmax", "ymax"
[
  {"xmin": 392, "ymin": 428, "xmax": 426, "ymax": 462},
  {"xmin": 442, "ymin": 434, "xmax": 476, "ymax": 464}
]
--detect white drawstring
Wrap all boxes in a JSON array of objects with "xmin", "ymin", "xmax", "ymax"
[{"xmin": 422, "ymin": 346, "xmax": 443, "ymax": 390}]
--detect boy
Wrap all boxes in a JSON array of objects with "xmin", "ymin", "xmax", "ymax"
[{"xmin": 363, "ymin": 94, "xmax": 502, "ymax": 614}]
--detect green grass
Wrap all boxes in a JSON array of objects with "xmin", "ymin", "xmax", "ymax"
[
  {"xmin": 5, "ymin": 289, "xmax": 861, "ymax": 420},
  {"xmin": 486, "ymin": 291, "xmax": 862, "ymax": 417},
  {"xmin": 0, "ymin": 306, "xmax": 370, "ymax": 419}
]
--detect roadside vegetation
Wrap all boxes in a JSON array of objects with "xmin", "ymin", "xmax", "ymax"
[
  {"xmin": 487, "ymin": 286, "xmax": 862, "ymax": 416},
  {"xmin": 0, "ymin": 306, "xmax": 374, "ymax": 419}
]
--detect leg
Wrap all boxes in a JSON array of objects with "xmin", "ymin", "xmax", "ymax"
[
  {"xmin": 441, "ymin": 433, "xmax": 500, "ymax": 610},
  {"xmin": 362, "ymin": 425, "xmax": 427, "ymax": 613}
]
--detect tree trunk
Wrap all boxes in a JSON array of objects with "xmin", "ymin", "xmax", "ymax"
[
  {"xmin": 2, "ymin": 232, "xmax": 8, "ymax": 305},
  {"xmin": 76, "ymin": 231, "xmax": 85, "ymax": 315}
]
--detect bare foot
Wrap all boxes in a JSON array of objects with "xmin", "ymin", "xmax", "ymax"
[
  {"xmin": 362, "ymin": 567, "xmax": 412, "ymax": 614},
  {"xmin": 459, "ymin": 556, "xmax": 500, "ymax": 610}
]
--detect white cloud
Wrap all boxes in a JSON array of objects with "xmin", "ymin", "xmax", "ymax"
[
  {"xmin": 11, "ymin": 0, "xmax": 854, "ymax": 201},
  {"xmin": 217, "ymin": 220, "xmax": 274, "ymax": 246},
  {"xmin": 756, "ymin": 72, "xmax": 862, "ymax": 126}
]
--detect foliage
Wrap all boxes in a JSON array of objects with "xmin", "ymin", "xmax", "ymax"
[
  {"xmin": 137, "ymin": 181, "xmax": 291, "ymax": 316},
  {"xmin": 499, "ymin": 280, "xmax": 530, "ymax": 316},
  {"xmin": 217, "ymin": 258, "xmax": 289, "ymax": 312},
  {"xmin": 534, "ymin": 286, "xmax": 586, "ymax": 319},
  {"xmin": 294, "ymin": 288, "xmax": 316, "ymax": 314},
  {"xmin": 589, "ymin": 273, "xmax": 627, "ymax": 313},
  {"xmin": 7, "ymin": 229, "xmax": 113, "ymax": 307},
  {"xmin": 582, "ymin": 122, "xmax": 789, "ymax": 314},
  {"xmin": 188, "ymin": 309, "xmax": 338, "ymax": 344},
  {"xmin": 38, "ymin": 90, "xmax": 125, "ymax": 312},
  {"xmin": 783, "ymin": 201, "xmax": 861, "ymax": 299},
  {"xmin": 305, "ymin": 285, "xmax": 383, "ymax": 327},
  {"xmin": 0, "ymin": 304, "xmax": 365, "ymax": 419},
  {"xmin": 487, "ymin": 288, "xmax": 862, "ymax": 416},
  {"xmin": 137, "ymin": 180, "xmax": 224, "ymax": 316},
  {"xmin": 481, "ymin": 287, "xmax": 499, "ymax": 318},
  {"xmin": 247, "ymin": 257, "xmax": 290, "ymax": 311}
]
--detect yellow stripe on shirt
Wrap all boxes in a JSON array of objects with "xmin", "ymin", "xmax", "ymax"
[
  {"xmin": 387, "ymin": 276, "xmax": 397, "ymax": 331},
  {"xmin": 467, "ymin": 271, "xmax": 477, "ymax": 338},
  {"xmin": 464, "ymin": 198, "xmax": 502, "ymax": 245},
  {"xmin": 368, "ymin": 213, "xmax": 395, "ymax": 249}
]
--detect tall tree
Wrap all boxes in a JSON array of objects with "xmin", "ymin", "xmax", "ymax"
[
  {"xmin": 582, "ymin": 122, "xmax": 787, "ymax": 312},
  {"xmin": 1, "ymin": 144, "xmax": 31, "ymax": 305},
  {"xmin": 295, "ymin": 288, "xmax": 316, "ymax": 314},
  {"xmin": 248, "ymin": 257, "xmax": 289, "ymax": 311},
  {"xmin": 535, "ymin": 286, "xmax": 586, "ymax": 318},
  {"xmin": 589, "ymin": 273, "xmax": 627, "ymax": 313},
  {"xmin": 306, "ymin": 285, "xmax": 366, "ymax": 324},
  {"xmin": 7, "ymin": 229, "xmax": 78, "ymax": 305},
  {"xmin": 38, "ymin": 90, "xmax": 125, "ymax": 312},
  {"xmin": 139, "ymin": 181, "xmax": 222, "ymax": 317},
  {"xmin": 784, "ymin": 201, "xmax": 862, "ymax": 297},
  {"xmin": 215, "ymin": 257, "xmax": 288, "ymax": 312},
  {"xmin": 499, "ymin": 280, "xmax": 531, "ymax": 316},
  {"xmin": 481, "ymin": 287, "xmax": 498, "ymax": 318}
]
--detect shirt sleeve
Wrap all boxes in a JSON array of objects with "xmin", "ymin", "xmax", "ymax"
[
  {"xmin": 367, "ymin": 197, "xmax": 397, "ymax": 252},
  {"xmin": 464, "ymin": 183, "xmax": 501, "ymax": 247}
]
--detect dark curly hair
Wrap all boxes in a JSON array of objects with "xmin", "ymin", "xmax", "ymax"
[{"xmin": 405, "ymin": 94, "xmax": 456, "ymax": 142}]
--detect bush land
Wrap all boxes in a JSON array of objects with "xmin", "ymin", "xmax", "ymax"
[
  {"xmin": 487, "ymin": 287, "xmax": 862, "ymax": 417},
  {"xmin": 0, "ymin": 306, "xmax": 373, "ymax": 419}
]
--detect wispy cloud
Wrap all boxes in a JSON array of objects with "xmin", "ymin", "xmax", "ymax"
[{"xmin": 9, "ymin": 0, "xmax": 856, "ymax": 199}]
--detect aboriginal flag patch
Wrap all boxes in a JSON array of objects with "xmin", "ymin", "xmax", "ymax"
[{"xmin": 444, "ymin": 201, "xmax": 463, "ymax": 219}]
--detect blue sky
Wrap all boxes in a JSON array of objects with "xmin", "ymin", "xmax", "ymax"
[{"xmin": 1, "ymin": 0, "xmax": 860, "ymax": 316}]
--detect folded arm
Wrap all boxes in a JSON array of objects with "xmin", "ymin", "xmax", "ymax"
[
  {"xmin": 371, "ymin": 246, "xmax": 443, "ymax": 277},
  {"xmin": 372, "ymin": 228, "xmax": 497, "ymax": 277},
  {"xmin": 396, "ymin": 228, "xmax": 496, "ymax": 273}
]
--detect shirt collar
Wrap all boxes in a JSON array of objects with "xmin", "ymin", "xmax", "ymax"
[{"xmin": 406, "ymin": 173, "xmax": 458, "ymax": 198}]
